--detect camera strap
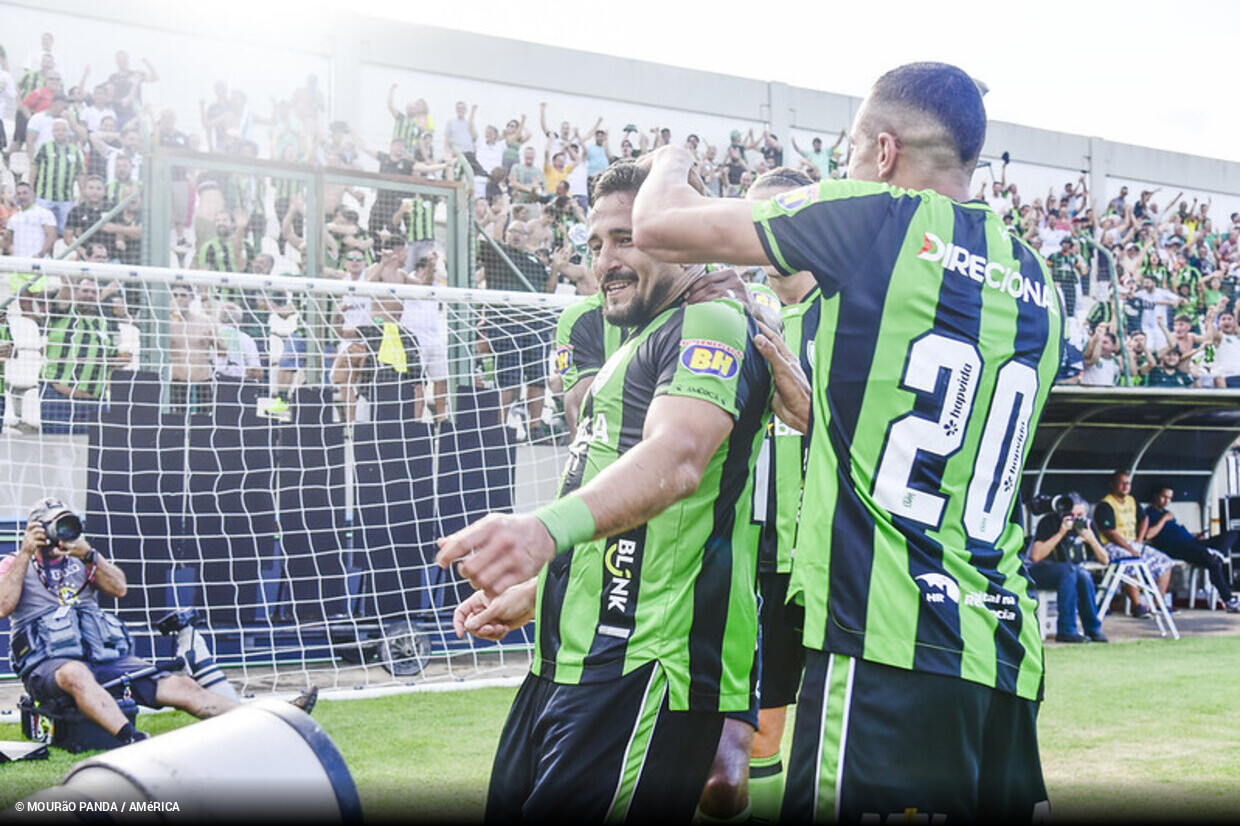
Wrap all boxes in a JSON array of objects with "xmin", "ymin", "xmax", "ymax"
[{"xmin": 32, "ymin": 555, "xmax": 96, "ymax": 605}]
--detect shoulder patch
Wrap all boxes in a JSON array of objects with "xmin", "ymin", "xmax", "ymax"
[
  {"xmin": 680, "ymin": 339, "xmax": 742, "ymax": 378},
  {"xmin": 555, "ymin": 344, "xmax": 574, "ymax": 375},
  {"xmin": 773, "ymin": 184, "xmax": 819, "ymax": 213}
]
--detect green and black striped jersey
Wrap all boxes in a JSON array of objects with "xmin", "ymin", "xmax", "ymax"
[
  {"xmin": 754, "ymin": 285, "xmax": 821, "ymax": 575},
  {"xmin": 32, "ymin": 142, "xmax": 85, "ymax": 202},
  {"xmin": 400, "ymin": 196, "xmax": 436, "ymax": 243},
  {"xmin": 553, "ymin": 292, "xmax": 625, "ymax": 394},
  {"xmin": 391, "ymin": 115, "xmax": 422, "ymax": 153},
  {"xmin": 753, "ymin": 179, "xmax": 1061, "ymax": 701},
  {"xmin": 42, "ymin": 311, "xmax": 116, "ymax": 399},
  {"xmin": 534, "ymin": 298, "xmax": 772, "ymax": 713},
  {"xmin": 197, "ymin": 237, "xmax": 254, "ymax": 273}
]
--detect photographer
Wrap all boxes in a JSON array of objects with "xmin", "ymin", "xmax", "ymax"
[
  {"xmin": 1027, "ymin": 494, "xmax": 1109, "ymax": 643},
  {"xmin": 0, "ymin": 499, "xmax": 315, "ymax": 746}
]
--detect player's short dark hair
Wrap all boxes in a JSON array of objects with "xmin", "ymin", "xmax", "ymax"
[
  {"xmin": 870, "ymin": 62, "xmax": 986, "ymax": 167},
  {"xmin": 751, "ymin": 166, "xmax": 814, "ymax": 192},
  {"xmin": 591, "ymin": 160, "xmax": 648, "ymax": 203}
]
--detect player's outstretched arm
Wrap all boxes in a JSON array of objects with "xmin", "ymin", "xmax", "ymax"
[
  {"xmin": 437, "ymin": 394, "xmax": 733, "ymax": 597},
  {"xmin": 632, "ymin": 146, "xmax": 769, "ymax": 267}
]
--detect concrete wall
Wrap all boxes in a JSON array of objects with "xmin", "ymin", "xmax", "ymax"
[{"xmin": 7, "ymin": 0, "xmax": 1240, "ymax": 210}]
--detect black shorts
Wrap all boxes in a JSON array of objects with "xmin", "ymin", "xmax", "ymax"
[
  {"xmin": 25, "ymin": 656, "xmax": 171, "ymax": 709},
  {"xmin": 486, "ymin": 661, "xmax": 724, "ymax": 823},
  {"xmin": 756, "ymin": 570, "xmax": 804, "ymax": 709},
  {"xmin": 487, "ymin": 323, "xmax": 549, "ymax": 390},
  {"xmin": 783, "ymin": 651, "xmax": 1048, "ymax": 823}
]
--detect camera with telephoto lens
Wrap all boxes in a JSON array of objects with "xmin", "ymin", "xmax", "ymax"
[
  {"xmin": 1072, "ymin": 517, "xmax": 1090, "ymax": 534},
  {"xmin": 1029, "ymin": 492, "xmax": 1074, "ymax": 518},
  {"xmin": 28, "ymin": 497, "xmax": 84, "ymax": 551}
]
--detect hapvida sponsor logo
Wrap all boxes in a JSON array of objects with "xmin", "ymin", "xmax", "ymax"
[{"xmin": 918, "ymin": 232, "xmax": 1058, "ymax": 316}]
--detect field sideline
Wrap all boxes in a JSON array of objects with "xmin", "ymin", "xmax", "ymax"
[{"xmin": 0, "ymin": 632, "xmax": 1238, "ymax": 822}]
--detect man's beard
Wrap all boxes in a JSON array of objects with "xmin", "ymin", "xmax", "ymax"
[{"xmin": 602, "ymin": 271, "xmax": 678, "ymax": 328}]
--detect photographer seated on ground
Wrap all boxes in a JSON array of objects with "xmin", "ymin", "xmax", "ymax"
[
  {"xmin": 1026, "ymin": 494, "xmax": 1110, "ymax": 643},
  {"xmin": 0, "ymin": 499, "xmax": 317, "ymax": 746}
]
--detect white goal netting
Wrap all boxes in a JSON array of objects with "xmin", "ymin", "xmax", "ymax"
[{"xmin": 0, "ymin": 256, "xmax": 577, "ymax": 695}]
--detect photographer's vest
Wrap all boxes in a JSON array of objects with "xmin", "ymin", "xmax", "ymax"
[
  {"xmin": 1100, "ymin": 493, "xmax": 1139, "ymax": 542},
  {"xmin": 6, "ymin": 555, "xmax": 130, "ymax": 677}
]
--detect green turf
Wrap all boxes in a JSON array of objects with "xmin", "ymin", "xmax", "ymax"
[{"xmin": 2, "ymin": 639, "xmax": 1238, "ymax": 821}]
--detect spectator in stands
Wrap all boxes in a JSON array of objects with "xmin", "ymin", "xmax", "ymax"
[
  {"xmin": 542, "ymin": 137, "xmax": 576, "ymax": 201},
  {"xmin": 89, "ymin": 122, "xmax": 145, "ymax": 184},
  {"xmin": 63, "ymin": 174, "xmax": 108, "ymax": 254},
  {"xmin": 1124, "ymin": 329, "xmax": 1156, "ymax": 385},
  {"xmin": 501, "ymin": 116, "xmax": 531, "ymax": 171},
  {"xmin": 4, "ymin": 181, "xmax": 57, "ymax": 258},
  {"xmin": 387, "ymin": 86, "xmax": 432, "ymax": 152},
  {"xmin": 1133, "ymin": 274, "xmax": 1178, "ymax": 351},
  {"xmin": 1080, "ymin": 323, "xmax": 1121, "ymax": 387},
  {"xmin": 1143, "ymin": 486, "xmax": 1240, "ymax": 613},
  {"xmin": 167, "ymin": 284, "xmax": 218, "ymax": 415},
  {"xmin": 474, "ymin": 125, "xmax": 505, "ymax": 199},
  {"xmin": 585, "ymin": 128, "xmax": 612, "ymax": 200},
  {"xmin": 328, "ymin": 249, "xmax": 375, "ymax": 424},
  {"xmin": 1107, "ymin": 185, "xmax": 1129, "ymax": 216},
  {"xmin": 392, "ymin": 193, "xmax": 437, "ymax": 279},
  {"xmin": 476, "ymin": 220, "xmax": 556, "ymax": 442},
  {"xmin": 101, "ymin": 191, "xmax": 142, "ymax": 266},
  {"xmin": 444, "ymin": 100, "xmax": 480, "ymax": 174},
  {"xmin": 400, "ymin": 252, "xmax": 449, "ymax": 422},
  {"xmin": 1207, "ymin": 309, "xmax": 1240, "ymax": 387},
  {"xmin": 105, "ymin": 153, "xmax": 140, "ymax": 207},
  {"xmin": 1048, "ymin": 236, "xmax": 1088, "ymax": 334},
  {"xmin": 41, "ymin": 277, "xmax": 121, "ymax": 434},
  {"xmin": 80, "ymin": 82, "xmax": 118, "ymax": 137},
  {"xmin": 214, "ymin": 301, "xmax": 263, "ymax": 382},
  {"xmin": 31, "ymin": 118, "xmax": 85, "ymax": 233},
  {"xmin": 107, "ymin": 51, "xmax": 158, "ymax": 128},
  {"xmin": 1145, "ymin": 345, "xmax": 1198, "ymax": 388},
  {"xmin": 722, "ymin": 144, "xmax": 749, "ymax": 197},
  {"xmin": 509, "ymin": 145, "xmax": 546, "ymax": 207},
  {"xmin": 1158, "ymin": 309, "xmax": 1214, "ymax": 372},
  {"xmin": 792, "ymin": 131, "xmax": 845, "ymax": 181},
  {"xmin": 0, "ymin": 58, "xmax": 15, "ymax": 166},
  {"xmin": 1094, "ymin": 469, "xmax": 1176, "ymax": 618},
  {"xmin": 356, "ymin": 134, "xmax": 414, "ymax": 240},
  {"xmin": 25, "ymin": 93, "xmax": 74, "ymax": 160},
  {"xmin": 197, "ymin": 209, "xmax": 252, "ymax": 274},
  {"xmin": 1026, "ymin": 494, "xmax": 1109, "ymax": 643}
]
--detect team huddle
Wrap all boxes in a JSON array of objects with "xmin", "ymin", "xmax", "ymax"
[{"xmin": 436, "ymin": 62, "xmax": 1060, "ymax": 824}]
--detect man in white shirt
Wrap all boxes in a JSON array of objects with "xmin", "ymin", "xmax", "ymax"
[
  {"xmin": 4, "ymin": 182, "xmax": 57, "ymax": 258},
  {"xmin": 474, "ymin": 125, "xmax": 505, "ymax": 199},
  {"xmin": 1208, "ymin": 310, "xmax": 1240, "ymax": 388},
  {"xmin": 80, "ymin": 83, "xmax": 118, "ymax": 135},
  {"xmin": 1080, "ymin": 324, "xmax": 1121, "ymax": 386}
]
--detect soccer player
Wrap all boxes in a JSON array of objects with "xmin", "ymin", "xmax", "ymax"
[
  {"xmin": 630, "ymin": 62, "xmax": 1059, "ymax": 822},
  {"xmin": 698, "ymin": 168, "xmax": 820, "ymax": 825},
  {"xmin": 553, "ymin": 291, "xmax": 625, "ymax": 432},
  {"xmin": 437, "ymin": 161, "xmax": 772, "ymax": 823}
]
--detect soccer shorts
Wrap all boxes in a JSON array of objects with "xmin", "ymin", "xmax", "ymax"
[
  {"xmin": 783, "ymin": 651, "xmax": 1049, "ymax": 824},
  {"xmin": 486, "ymin": 661, "xmax": 724, "ymax": 823},
  {"xmin": 757, "ymin": 570, "xmax": 804, "ymax": 709},
  {"xmin": 26, "ymin": 655, "xmax": 172, "ymax": 710}
]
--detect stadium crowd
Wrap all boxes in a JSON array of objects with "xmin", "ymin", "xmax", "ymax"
[{"xmin": 0, "ymin": 27, "xmax": 1236, "ymax": 440}]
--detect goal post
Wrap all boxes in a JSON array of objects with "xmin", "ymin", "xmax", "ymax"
[{"xmin": 0, "ymin": 255, "xmax": 578, "ymax": 694}]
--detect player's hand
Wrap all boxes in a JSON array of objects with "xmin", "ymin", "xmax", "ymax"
[
  {"xmin": 754, "ymin": 321, "xmax": 810, "ymax": 434},
  {"xmin": 436, "ymin": 513, "xmax": 556, "ymax": 598},
  {"xmin": 452, "ymin": 579, "xmax": 538, "ymax": 641},
  {"xmin": 634, "ymin": 145, "xmax": 707, "ymax": 195}
]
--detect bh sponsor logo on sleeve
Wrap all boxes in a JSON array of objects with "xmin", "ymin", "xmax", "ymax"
[{"xmin": 680, "ymin": 340, "xmax": 742, "ymax": 378}]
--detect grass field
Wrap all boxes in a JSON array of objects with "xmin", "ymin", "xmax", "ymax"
[{"xmin": 2, "ymin": 637, "xmax": 1239, "ymax": 822}]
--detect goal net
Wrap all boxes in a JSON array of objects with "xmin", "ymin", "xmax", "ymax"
[{"xmin": 0, "ymin": 256, "xmax": 578, "ymax": 695}]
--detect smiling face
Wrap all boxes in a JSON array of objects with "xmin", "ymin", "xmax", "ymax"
[{"xmin": 588, "ymin": 191, "xmax": 689, "ymax": 327}]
